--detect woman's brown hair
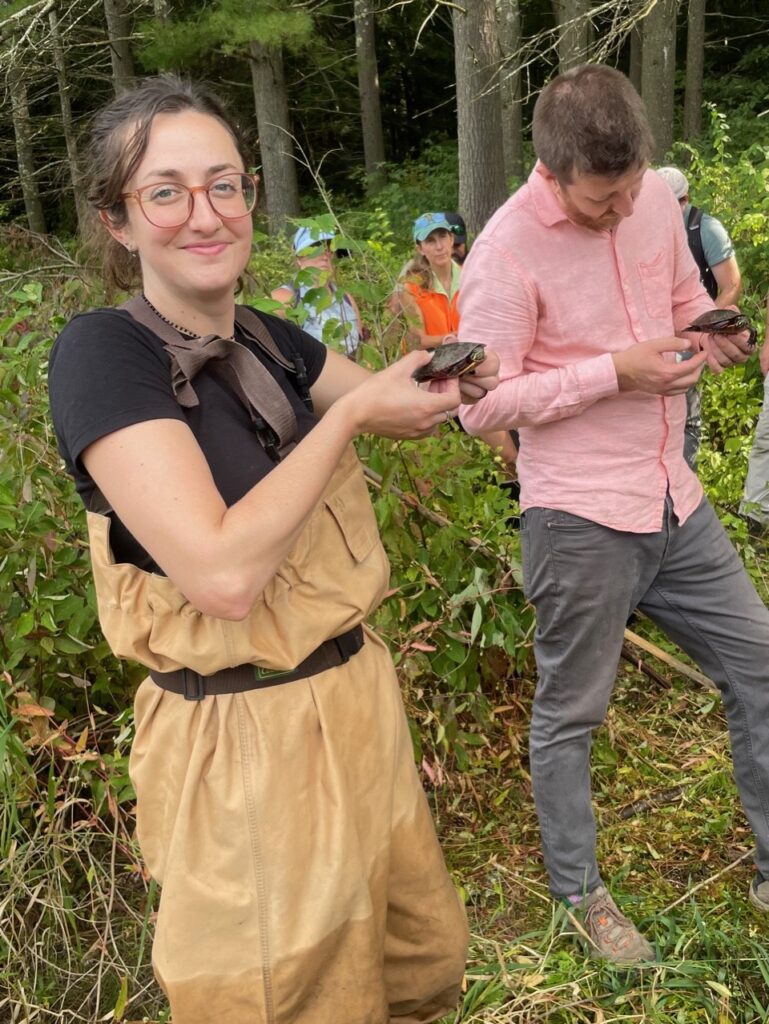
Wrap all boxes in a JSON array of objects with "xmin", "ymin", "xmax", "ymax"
[
  {"xmin": 403, "ymin": 250, "xmax": 432, "ymax": 291},
  {"xmin": 82, "ymin": 75, "xmax": 249, "ymax": 291}
]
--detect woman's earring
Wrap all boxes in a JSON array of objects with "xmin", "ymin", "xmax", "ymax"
[{"xmin": 124, "ymin": 244, "xmax": 138, "ymax": 257}]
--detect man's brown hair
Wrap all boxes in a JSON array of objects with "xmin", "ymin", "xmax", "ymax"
[{"xmin": 532, "ymin": 64, "xmax": 653, "ymax": 183}]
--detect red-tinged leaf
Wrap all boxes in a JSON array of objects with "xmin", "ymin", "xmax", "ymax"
[
  {"xmin": 410, "ymin": 620, "xmax": 434, "ymax": 634},
  {"xmin": 43, "ymin": 532, "xmax": 59, "ymax": 552},
  {"xmin": 409, "ymin": 641, "xmax": 437, "ymax": 652}
]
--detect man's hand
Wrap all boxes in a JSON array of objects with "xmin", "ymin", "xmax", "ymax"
[
  {"xmin": 612, "ymin": 337, "xmax": 707, "ymax": 395},
  {"xmin": 700, "ymin": 328, "xmax": 754, "ymax": 372}
]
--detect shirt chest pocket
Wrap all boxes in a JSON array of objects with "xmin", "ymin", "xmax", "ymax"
[{"xmin": 637, "ymin": 250, "xmax": 672, "ymax": 320}]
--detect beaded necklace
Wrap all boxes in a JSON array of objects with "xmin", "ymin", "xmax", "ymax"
[{"xmin": 141, "ymin": 294, "xmax": 235, "ymax": 342}]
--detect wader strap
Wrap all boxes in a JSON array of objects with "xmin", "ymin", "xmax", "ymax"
[
  {"xmin": 120, "ymin": 296, "xmax": 298, "ymax": 459},
  {"xmin": 235, "ymin": 305, "xmax": 313, "ymax": 411},
  {"xmin": 149, "ymin": 624, "xmax": 365, "ymax": 700}
]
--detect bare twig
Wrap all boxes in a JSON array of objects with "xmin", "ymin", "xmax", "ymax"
[{"xmin": 660, "ymin": 847, "xmax": 755, "ymax": 912}]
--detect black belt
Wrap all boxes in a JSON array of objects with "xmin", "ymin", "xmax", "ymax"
[{"xmin": 150, "ymin": 624, "xmax": 365, "ymax": 701}]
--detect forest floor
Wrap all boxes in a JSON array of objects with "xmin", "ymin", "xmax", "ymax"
[
  {"xmin": 4, "ymin": 593, "xmax": 769, "ymax": 1024},
  {"xmin": 435, "ymin": 635, "xmax": 769, "ymax": 1023}
]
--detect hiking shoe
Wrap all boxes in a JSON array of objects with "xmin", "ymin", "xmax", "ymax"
[
  {"xmin": 572, "ymin": 886, "xmax": 655, "ymax": 965},
  {"xmin": 749, "ymin": 874, "xmax": 769, "ymax": 912}
]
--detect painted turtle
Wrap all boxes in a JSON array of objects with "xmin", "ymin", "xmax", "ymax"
[
  {"xmin": 683, "ymin": 309, "xmax": 757, "ymax": 348},
  {"xmin": 412, "ymin": 342, "xmax": 487, "ymax": 382}
]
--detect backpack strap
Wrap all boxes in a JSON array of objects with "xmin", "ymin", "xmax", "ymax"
[{"xmin": 686, "ymin": 206, "xmax": 719, "ymax": 301}]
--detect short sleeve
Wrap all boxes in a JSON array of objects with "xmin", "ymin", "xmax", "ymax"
[
  {"xmin": 48, "ymin": 309, "xmax": 186, "ymax": 475},
  {"xmin": 701, "ymin": 214, "xmax": 735, "ymax": 267}
]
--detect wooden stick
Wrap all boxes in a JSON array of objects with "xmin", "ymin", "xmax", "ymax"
[
  {"xmin": 623, "ymin": 628, "xmax": 716, "ymax": 692},
  {"xmin": 620, "ymin": 643, "xmax": 670, "ymax": 688},
  {"xmin": 615, "ymin": 784, "xmax": 688, "ymax": 821}
]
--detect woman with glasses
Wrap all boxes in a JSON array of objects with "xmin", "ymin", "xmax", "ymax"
[
  {"xmin": 47, "ymin": 77, "xmax": 501, "ymax": 1023},
  {"xmin": 270, "ymin": 226, "xmax": 364, "ymax": 360}
]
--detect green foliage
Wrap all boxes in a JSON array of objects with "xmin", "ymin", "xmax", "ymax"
[
  {"xmin": 139, "ymin": 0, "xmax": 313, "ymax": 70},
  {"xmin": 668, "ymin": 107, "xmax": 769, "ymax": 514},
  {"xmin": 352, "ymin": 141, "xmax": 460, "ymax": 244},
  {"xmin": 0, "ymin": 284, "xmax": 142, "ymax": 717}
]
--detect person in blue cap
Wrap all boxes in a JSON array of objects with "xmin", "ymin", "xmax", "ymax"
[
  {"xmin": 397, "ymin": 212, "xmax": 461, "ymax": 350},
  {"xmin": 392, "ymin": 212, "xmax": 518, "ymax": 477},
  {"xmin": 271, "ymin": 226, "xmax": 363, "ymax": 360}
]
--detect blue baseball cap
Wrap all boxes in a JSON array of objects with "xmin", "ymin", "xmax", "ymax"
[
  {"xmin": 413, "ymin": 212, "xmax": 455, "ymax": 242},
  {"xmin": 293, "ymin": 226, "xmax": 335, "ymax": 255}
]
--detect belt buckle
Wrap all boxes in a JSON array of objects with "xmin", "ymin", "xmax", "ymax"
[{"xmin": 182, "ymin": 667, "xmax": 205, "ymax": 701}]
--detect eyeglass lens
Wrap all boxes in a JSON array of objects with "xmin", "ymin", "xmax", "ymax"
[{"xmin": 138, "ymin": 174, "xmax": 257, "ymax": 227}]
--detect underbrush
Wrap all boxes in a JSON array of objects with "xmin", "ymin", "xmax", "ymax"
[{"xmin": 4, "ymin": 108, "xmax": 769, "ymax": 1017}]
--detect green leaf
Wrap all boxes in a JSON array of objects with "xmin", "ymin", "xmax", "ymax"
[
  {"xmin": 15, "ymin": 610, "xmax": 35, "ymax": 638},
  {"xmin": 114, "ymin": 975, "xmax": 129, "ymax": 1020},
  {"xmin": 470, "ymin": 602, "xmax": 483, "ymax": 643}
]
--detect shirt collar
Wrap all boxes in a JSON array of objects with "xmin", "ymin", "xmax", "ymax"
[
  {"xmin": 529, "ymin": 161, "xmax": 571, "ymax": 227},
  {"xmin": 431, "ymin": 260, "xmax": 462, "ymax": 299}
]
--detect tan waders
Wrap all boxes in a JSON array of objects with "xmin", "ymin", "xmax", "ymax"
[
  {"xmin": 88, "ymin": 432, "xmax": 468, "ymax": 1020},
  {"xmin": 130, "ymin": 630, "xmax": 468, "ymax": 1023}
]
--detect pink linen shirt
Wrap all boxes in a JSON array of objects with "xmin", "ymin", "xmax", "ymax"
[{"xmin": 458, "ymin": 164, "xmax": 715, "ymax": 532}]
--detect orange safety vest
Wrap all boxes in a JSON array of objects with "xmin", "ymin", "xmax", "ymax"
[{"xmin": 404, "ymin": 281, "xmax": 460, "ymax": 337}]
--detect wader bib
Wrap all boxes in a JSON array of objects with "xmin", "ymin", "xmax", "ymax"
[{"xmin": 86, "ymin": 299, "xmax": 468, "ymax": 1023}]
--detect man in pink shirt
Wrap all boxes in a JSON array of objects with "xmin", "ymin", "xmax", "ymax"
[{"xmin": 460, "ymin": 65, "xmax": 768, "ymax": 963}]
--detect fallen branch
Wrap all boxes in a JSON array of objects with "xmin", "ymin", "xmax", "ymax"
[
  {"xmin": 615, "ymin": 784, "xmax": 688, "ymax": 821},
  {"xmin": 620, "ymin": 643, "xmax": 670, "ymax": 688},
  {"xmin": 623, "ymin": 628, "xmax": 716, "ymax": 692}
]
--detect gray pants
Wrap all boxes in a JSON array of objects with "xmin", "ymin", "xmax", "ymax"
[
  {"xmin": 741, "ymin": 374, "xmax": 769, "ymax": 525},
  {"xmin": 520, "ymin": 496, "xmax": 769, "ymax": 897}
]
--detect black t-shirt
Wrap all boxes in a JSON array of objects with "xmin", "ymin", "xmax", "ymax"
[{"xmin": 48, "ymin": 307, "xmax": 327, "ymax": 572}]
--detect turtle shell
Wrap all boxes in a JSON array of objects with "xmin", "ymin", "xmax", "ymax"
[
  {"xmin": 683, "ymin": 309, "xmax": 752, "ymax": 334},
  {"xmin": 412, "ymin": 342, "xmax": 486, "ymax": 382}
]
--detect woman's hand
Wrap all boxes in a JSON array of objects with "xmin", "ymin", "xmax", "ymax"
[{"xmin": 334, "ymin": 350, "xmax": 461, "ymax": 439}]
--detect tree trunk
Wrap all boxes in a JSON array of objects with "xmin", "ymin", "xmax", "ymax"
[
  {"xmin": 8, "ymin": 56, "xmax": 46, "ymax": 235},
  {"xmin": 640, "ymin": 0, "xmax": 677, "ymax": 161},
  {"xmin": 452, "ymin": 0, "xmax": 507, "ymax": 236},
  {"xmin": 50, "ymin": 6, "xmax": 88, "ymax": 234},
  {"xmin": 552, "ymin": 0, "xmax": 591, "ymax": 72},
  {"xmin": 683, "ymin": 0, "xmax": 705, "ymax": 140},
  {"xmin": 497, "ymin": 0, "xmax": 524, "ymax": 182},
  {"xmin": 628, "ymin": 22, "xmax": 643, "ymax": 93},
  {"xmin": 103, "ymin": 0, "xmax": 135, "ymax": 95},
  {"xmin": 354, "ymin": 0, "xmax": 387, "ymax": 195},
  {"xmin": 249, "ymin": 40, "xmax": 301, "ymax": 236}
]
